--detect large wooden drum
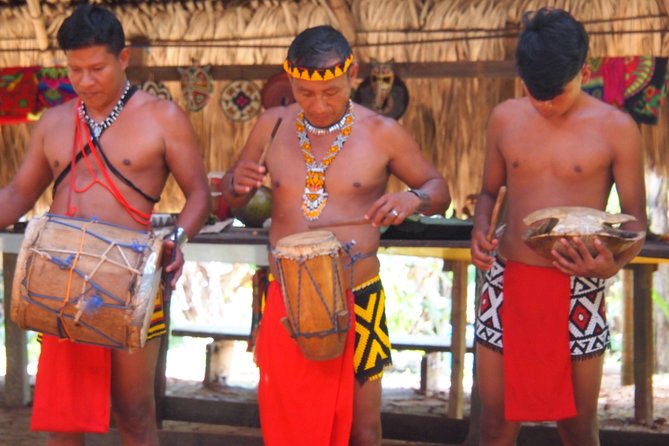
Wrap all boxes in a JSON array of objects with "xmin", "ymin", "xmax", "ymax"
[
  {"xmin": 11, "ymin": 214, "xmax": 163, "ymax": 349},
  {"xmin": 273, "ymin": 230, "xmax": 349, "ymax": 361}
]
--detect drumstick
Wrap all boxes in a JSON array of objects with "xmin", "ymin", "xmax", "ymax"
[
  {"xmin": 258, "ymin": 117, "xmax": 283, "ymax": 166},
  {"xmin": 308, "ymin": 217, "xmax": 370, "ymax": 230},
  {"xmin": 486, "ymin": 186, "xmax": 507, "ymax": 242}
]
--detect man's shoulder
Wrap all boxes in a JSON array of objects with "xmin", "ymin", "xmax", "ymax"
[
  {"xmin": 581, "ymin": 94, "xmax": 635, "ymax": 127},
  {"xmin": 493, "ymin": 97, "xmax": 527, "ymax": 114},
  {"xmin": 133, "ymin": 89, "xmax": 178, "ymax": 112},
  {"xmin": 36, "ymin": 98, "xmax": 77, "ymax": 127},
  {"xmin": 353, "ymin": 103, "xmax": 403, "ymax": 133},
  {"xmin": 488, "ymin": 97, "xmax": 528, "ymax": 126}
]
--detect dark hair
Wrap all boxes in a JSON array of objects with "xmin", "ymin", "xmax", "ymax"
[
  {"xmin": 516, "ymin": 8, "xmax": 588, "ymax": 101},
  {"xmin": 286, "ymin": 25, "xmax": 352, "ymax": 70},
  {"xmin": 57, "ymin": 4, "xmax": 125, "ymax": 56}
]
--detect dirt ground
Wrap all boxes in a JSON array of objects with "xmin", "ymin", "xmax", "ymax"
[{"xmin": 1, "ymin": 366, "xmax": 667, "ymax": 445}]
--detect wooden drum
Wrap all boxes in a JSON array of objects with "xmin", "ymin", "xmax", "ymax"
[
  {"xmin": 11, "ymin": 214, "xmax": 163, "ymax": 349},
  {"xmin": 273, "ymin": 230, "xmax": 349, "ymax": 361}
]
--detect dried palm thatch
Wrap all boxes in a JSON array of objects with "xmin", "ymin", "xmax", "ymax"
[{"xmin": 0, "ymin": 0, "xmax": 668, "ymax": 217}]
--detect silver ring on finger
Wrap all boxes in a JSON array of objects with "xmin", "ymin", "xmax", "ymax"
[{"xmin": 390, "ymin": 209, "xmax": 399, "ymax": 217}]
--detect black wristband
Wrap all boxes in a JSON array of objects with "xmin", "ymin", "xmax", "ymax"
[
  {"xmin": 409, "ymin": 189, "xmax": 430, "ymax": 213},
  {"xmin": 230, "ymin": 174, "xmax": 245, "ymax": 198}
]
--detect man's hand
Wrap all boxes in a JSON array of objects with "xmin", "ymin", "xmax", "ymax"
[
  {"xmin": 162, "ymin": 239, "xmax": 186, "ymax": 289},
  {"xmin": 365, "ymin": 191, "xmax": 423, "ymax": 227},
  {"xmin": 551, "ymin": 236, "xmax": 619, "ymax": 279},
  {"xmin": 471, "ymin": 226, "xmax": 498, "ymax": 271},
  {"xmin": 230, "ymin": 160, "xmax": 266, "ymax": 197}
]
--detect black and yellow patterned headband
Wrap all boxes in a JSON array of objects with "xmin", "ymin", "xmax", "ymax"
[{"xmin": 283, "ymin": 53, "xmax": 354, "ymax": 81}]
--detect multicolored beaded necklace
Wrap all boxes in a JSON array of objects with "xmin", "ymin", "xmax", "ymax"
[{"xmin": 297, "ymin": 100, "xmax": 354, "ymax": 220}]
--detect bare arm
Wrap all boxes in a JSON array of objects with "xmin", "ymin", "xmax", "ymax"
[
  {"xmin": 471, "ymin": 105, "xmax": 507, "ymax": 270},
  {"xmin": 608, "ymin": 110, "xmax": 647, "ymax": 265},
  {"xmin": 553, "ymin": 109, "xmax": 647, "ymax": 278},
  {"xmin": 0, "ymin": 113, "xmax": 55, "ymax": 229},
  {"xmin": 159, "ymin": 101, "xmax": 210, "ymax": 285},
  {"xmin": 364, "ymin": 116, "xmax": 450, "ymax": 227},
  {"xmin": 220, "ymin": 108, "xmax": 284, "ymax": 208}
]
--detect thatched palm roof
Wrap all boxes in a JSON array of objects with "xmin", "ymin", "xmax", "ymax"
[{"xmin": 1, "ymin": 0, "xmax": 668, "ymax": 216}]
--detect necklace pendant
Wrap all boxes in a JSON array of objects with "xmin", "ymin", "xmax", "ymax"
[
  {"xmin": 93, "ymin": 125, "xmax": 102, "ymax": 139},
  {"xmin": 296, "ymin": 101, "xmax": 355, "ymax": 221}
]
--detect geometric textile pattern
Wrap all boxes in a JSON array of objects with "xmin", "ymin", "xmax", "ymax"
[
  {"xmin": 476, "ymin": 257, "xmax": 610, "ymax": 358},
  {"xmin": 0, "ymin": 66, "xmax": 40, "ymax": 123},
  {"xmin": 568, "ymin": 276, "xmax": 609, "ymax": 357},
  {"xmin": 475, "ymin": 258, "xmax": 505, "ymax": 352},
  {"xmin": 37, "ymin": 66, "xmax": 76, "ymax": 109},
  {"xmin": 178, "ymin": 65, "xmax": 213, "ymax": 112},
  {"xmin": 353, "ymin": 277, "xmax": 392, "ymax": 384},
  {"xmin": 139, "ymin": 79, "xmax": 172, "ymax": 101},
  {"xmin": 220, "ymin": 79, "xmax": 261, "ymax": 122},
  {"xmin": 146, "ymin": 287, "xmax": 167, "ymax": 341}
]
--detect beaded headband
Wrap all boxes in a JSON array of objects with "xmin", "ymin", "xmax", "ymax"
[{"xmin": 283, "ymin": 53, "xmax": 354, "ymax": 81}]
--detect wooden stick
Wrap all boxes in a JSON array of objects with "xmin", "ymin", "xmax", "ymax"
[
  {"xmin": 258, "ymin": 117, "xmax": 283, "ymax": 165},
  {"xmin": 486, "ymin": 185, "xmax": 507, "ymax": 242},
  {"xmin": 308, "ymin": 217, "xmax": 370, "ymax": 230}
]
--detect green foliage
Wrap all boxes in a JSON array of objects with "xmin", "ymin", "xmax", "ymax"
[
  {"xmin": 380, "ymin": 254, "xmax": 452, "ymax": 336},
  {"xmin": 652, "ymin": 289, "xmax": 669, "ymax": 324}
]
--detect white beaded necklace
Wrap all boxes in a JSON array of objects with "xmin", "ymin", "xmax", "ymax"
[
  {"xmin": 78, "ymin": 80, "xmax": 132, "ymax": 139},
  {"xmin": 302, "ymin": 101, "xmax": 352, "ymax": 136}
]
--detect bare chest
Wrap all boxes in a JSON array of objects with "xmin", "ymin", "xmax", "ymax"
[
  {"xmin": 44, "ymin": 111, "xmax": 166, "ymax": 181},
  {"xmin": 500, "ymin": 124, "xmax": 612, "ymax": 179},
  {"xmin": 267, "ymin": 132, "xmax": 389, "ymax": 201}
]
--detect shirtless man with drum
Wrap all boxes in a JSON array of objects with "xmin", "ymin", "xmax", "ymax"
[
  {"xmin": 0, "ymin": 4, "xmax": 208, "ymax": 445},
  {"xmin": 222, "ymin": 25, "xmax": 450, "ymax": 446}
]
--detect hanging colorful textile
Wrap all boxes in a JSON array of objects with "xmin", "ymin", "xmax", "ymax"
[
  {"xmin": 624, "ymin": 56, "xmax": 668, "ymax": 125},
  {"xmin": 0, "ymin": 66, "xmax": 40, "ymax": 123},
  {"xmin": 220, "ymin": 80, "xmax": 261, "ymax": 121},
  {"xmin": 583, "ymin": 56, "xmax": 668, "ymax": 125},
  {"xmin": 583, "ymin": 58, "xmax": 626, "ymax": 107},
  {"xmin": 297, "ymin": 100, "xmax": 354, "ymax": 220},
  {"xmin": 178, "ymin": 65, "xmax": 213, "ymax": 112},
  {"xmin": 37, "ymin": 66, "xmax": 76, "ymax": 111}
]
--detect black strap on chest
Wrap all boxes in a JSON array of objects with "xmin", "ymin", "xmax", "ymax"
[{"xmin": 52, "ymin": 86, "xmax": 160, "ymax": 204}]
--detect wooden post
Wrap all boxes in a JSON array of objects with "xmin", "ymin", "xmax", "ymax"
[
  {"xmin": 419, "ymin": 352, "xmax": 441, "ymax": 395},
  {"xmin": 3, "ymin": 252, "xmax": 31, "ymax": 407},
  {"xmin": 621, "ymin": 268, "xmax": 634, "ymax": 385},
  {"xmin": 446, "ymin": 260, "xmax": 468, "ymax": 419},
  {"xmin": 464, "ymin": 267, "xmax": 486, "ymax": 445},
  {"xmin": 631, "ymin": 263, "xmax": 656, "ymax": 425}
]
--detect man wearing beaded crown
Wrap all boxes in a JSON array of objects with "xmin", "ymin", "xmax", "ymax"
[
  {"xmin": 0, "ymin": 4, "xmax": 209, "ymax": 445},
  {"xmin": 222, "ymin": 25, "xmax": 450, "ymax": 445}
]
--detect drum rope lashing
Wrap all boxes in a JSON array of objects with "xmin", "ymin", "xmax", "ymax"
[{"xmin": 58, "ymin": 220, "xmax": 93, "ymax": 340}]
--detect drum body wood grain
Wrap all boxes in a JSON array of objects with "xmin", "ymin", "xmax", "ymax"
[
  {"xmin": 274, "ymin": 230, "xmax": 349, "ymax": 361},
  {"xmin": 11, "ymin": 214, "xmax": 163, "ymax": 349}
]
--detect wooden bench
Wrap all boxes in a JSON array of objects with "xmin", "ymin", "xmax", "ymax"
[
  {"xmin": 171, "ymin": 326, "xmax": 474, "ymax": 394},
  {"xmin": 389, "ymin": 333, "xmax": 474, "ymax": 394}
]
